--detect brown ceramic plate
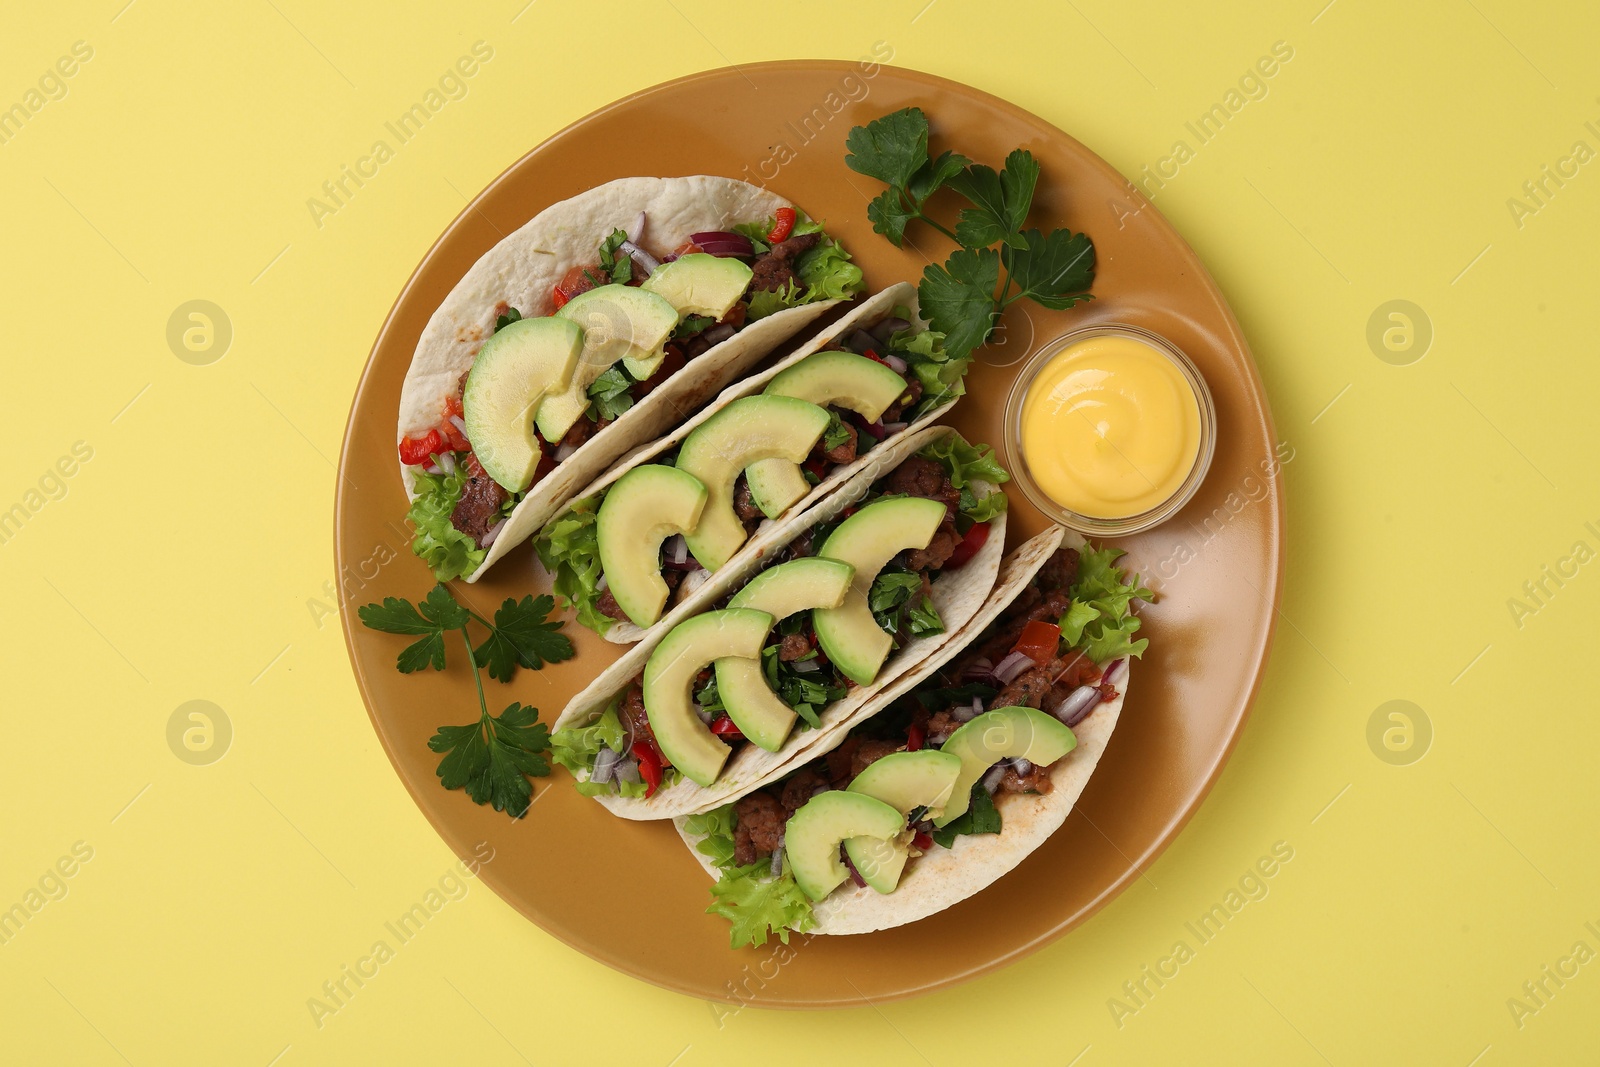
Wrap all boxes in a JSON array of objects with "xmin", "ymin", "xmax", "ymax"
[{"xmin": 336, "ymin": 61, "xmax": 1282, "ymax": 1007}]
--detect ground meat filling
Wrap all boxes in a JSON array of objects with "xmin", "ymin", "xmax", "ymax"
[
  {"xmin": 449, "ymin": 462, "xmax": 506, "ymax": 547},
  {"xmin": 596, "ymin": 567, "xmax": 682, "ymax": 622},
  {"xmin": 750, "ymin": 232, "xmax": 822, "ymax": 292},
  {"xmin": 822, "ymin": 421, "xmax": 858, "ymax": 465},
  {"xmin": 904, "ymin": 526, "xmax": 958, "ymax": 572},
  {"xmin": 732, "ymin": 791, "xmax": 785, "ymax": 865},
  {"xmin": 881, "ymin": 377, "xmax": 923, "ymax": 424},
  {"xmin": 778, "ymin": 632, "xmax": 815, "ymax": 662},
  {"xmin": 733, "ymin": 478, "xmax": 765, "ymax": 528},
  {"xmin": 998, "ymin": 762, "xmax": 1054, "ymax": 795},
  {"xmin": 618, "ymin": 681, "xmax": 657, "ymax": 750}
]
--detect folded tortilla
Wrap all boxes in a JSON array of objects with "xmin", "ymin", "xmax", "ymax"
[
  {"xmin": 552, "ymin": 424, "xmax": 1008, "ymax": 820},
  {"xmin": 397, "ymin": 176, "xmax": 846, "ymax": 582},
  {"xmin": 550, "ymin": 281, "xmax": 943, "ymax": 645},
  {"xmin": 675, "ymin": 525, "xmax": 1130, "ymax": 934}
]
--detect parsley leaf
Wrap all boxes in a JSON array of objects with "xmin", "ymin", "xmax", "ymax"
[
  {"xmin": 597, "ymin": 227, "xmax": 631, "ymax": 284},
  {"xmin": 494, "ymin": 306, "xmax": 522, "ymax": 332},
  {"xmin": 706, "ymin": 860, "xmax": 816, "ymax": 948},
  {"xmin": 473, "ymin": 594, "xmax": 574, "ymax": 683},
  {"xmin": 919, "ymin": 247, "xmax": 1001, "ymax": 360},
  {"xmin": 947, "ymin": 150, "xmax": 1040, "ymax": 250},
  {"xmin": 587, "ymin": 366, "xmax": 635, "ymax": 422},
  {"xmin": 821, "ymin": 410, "xmax": 854, "ymax": 452},
  {"xmin": 429, "ymin": 700, "xmax": 550, "ymax": 817},
  {"xmin": 847, "ymin": 108, "xmax": 969, "ymax": 247},
  {"xmin": 931, "ymin": 783, "xmax": 1003, "ymax": 848},
  {"xmin": 683, "ymin": 804, "xmax": 739, "ymax": 869},
  {"xmin": 1001, "ymin": 227, "xmax": 1096, "ymax": 310},
  {"xmin": 358, "ymin": 585, "xmax": 469, "ymax": 673},
  {"xmin": 673, "ymin": 314, "xmax": 714, "ymax": 339}
]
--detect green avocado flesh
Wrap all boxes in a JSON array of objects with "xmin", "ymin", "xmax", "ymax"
[
  {"xmin": 713, "ymin": 558, "xmax": 856, "ymax": 751},
  {"xmin": 595, "ymin": 465, "xmax": 708, "ymax": 627},
  {"xmin": 461, "ymin": 317, "xmax": 584, "ymax": 491},
  {"xmin": 640, "ymin": 254, "xmax": 755, "ymax": 319},
  {"xmin": 642, "ymin": 608, "xmax": 774, "ymax": 788},
  {"xmin": 934, "ymin": 706, "xmax": 1077, "ymax": 827},
  {"xmin": 675, "ymin": 396, "xmax": 830, "ymax": 572},
  {"xmin": 785, "ymin": 790, "xmax": 907, "ymax": 900},
  {"xmin": 844, "ymin": 750, "xmax": 964, "ymax": 891},
  {"xmin": 744, "ymin": 456, "xmax": 812, "ymax": 520},
  {"xmin": 764, "ymin": 350, "xmax": 910, "ymax": 422},
  {"xmin": 538, "ymin": 285, "xmax": 677, "ymax": 443},
  {"xmin": 812, "ymin": 496, "xmax": 948, "ymax": 685}
]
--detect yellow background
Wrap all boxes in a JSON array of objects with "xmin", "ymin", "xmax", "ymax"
[{"xmin": 4, "ymin": 0, "xmax": 1596, "ymax": 1062}]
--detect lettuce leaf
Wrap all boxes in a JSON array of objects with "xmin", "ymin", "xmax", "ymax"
[
  {"xmin": 706, "ymin": 860, "xmax": 816, "ymax": 949},
  {"xmin": 1061, "ymin": 543, "xmax": 1154, "ymax": 661},
  {"xmin": 918, "ymin": 434, "xmax": 1009, "ymax": 489},
  {"xmin": 746, "ymin": 279, "xmax": 806, "ymax": 321},
  {"xmin": 532, "ymin": 497, "xmax": 613, "ymax": 634},
  {"xmin": 683, "ymin": 804, "xmax": 738, "ymax": 869},
  {"xmin": 796, "ymin": 240, "xmax": 864, "ymax": 301},
  {"xmin": 548, "ymin": 699, "xmax": 625, "ymax": 777},
  {"xmin": 891, "ymin": 326, "xmax": 971, "ymax": 420},
  {"xmin": 407, "ymin": 466, "xmax": 487, "ymax": 581}
]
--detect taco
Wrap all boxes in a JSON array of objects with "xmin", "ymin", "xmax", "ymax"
[
  {"xmin": 675, "ymin": 526, "xmax": 1152, "ymax": 945},
  {"xmin": 533, "ymin": 282, "xmax": 974, "ymax": 643},
  {"xmin": 396, "ymin": 175, "xmax": 866, "ymax": 583},
  {"xmin": 548, "ymin": 426, "xmax": 1010, "ymax": 820}
]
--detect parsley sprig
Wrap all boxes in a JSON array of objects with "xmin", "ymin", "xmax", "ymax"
[
  {"xmin": 359, "ymin": 585, "xmax": 575, "ymax": 817},
  {"xmin": 846, "ymin": 107, "xmax": 1096, "ymax": 359}
]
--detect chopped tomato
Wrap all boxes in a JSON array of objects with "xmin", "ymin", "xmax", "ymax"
[
  {"xmin": 673, "ymin": 240, "xmax": 704, "ymax": 257},
  {"xmin": 398, "ymin": 429, "xmax": 444, "ymax": 466},
  {"xmin": 943, "ymin": 520, "xmax": 990, "ymax": 570},
  {"xmin": 444, "ymin": 393, "xmax": 463, "ymax": 419},
  {"xmin": 710, "ymin": 716, "xmax": 744, "ymax": 740},
  {"xmin": 550, "ymin": 284, "xmax": 571, "ymax": 309},
  {"xmin": 1013, "ymin": 619, "xmax": 1061, "ymax": 665},
  {"xmin": 803, "ymin": 458, "xmax": 829, "ymax": 481},
  {"xmin": 442, "ymin": 418, "xmax": 471, "ymax": 452},
  {"xmin": 912, "ymin": 830, "xmax": 934, "ymax": 851},
  {"xmin": 906, "ymin": 722, "xmax": 926, "ymax": 752},
  {"xmin": 719, "ymin": 302, "xmax": 747, "ymax": 330},
  {"xmin": 766, "ymin": 207, "xmax": 797, "ymax": 243},
  {"xmin": 553, "ymin": 264, "xmax": 599, "ymax": 310},
  {"xmin": 631, "ymin": 741, "xmax": 665, "ymax": 797},
  {"xmin": 861, "ymin": 349, "xmax": 888, "ymax": 365}
]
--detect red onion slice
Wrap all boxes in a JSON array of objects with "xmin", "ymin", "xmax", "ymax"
[
  {"xmin": 792, "ymin": 658, "xmax": 821, "ymax": 673},
  {"xmin": 555, "ymin": 443, "xmax": 576, "ymax": 462},
  {"xmin": 627, "ymin": 211, "xmax": 646, "ymax": 244},
  {"xmin": 688, "ymin": 231, "xmax": 753, "ymax": 258},
  {"xmin": 770, "ymin": 844, "xmax": 785, "ymax": 878},
  {"xmin": 981, "ymin": 764, "xmax": 1007, "ymax": 795},
  {"xmin": 882, "ymin": 354, "xmax": 908, "ymax": 374},
  {"xmin": 859, "ymin": 419, "xmax": 886, "ymax": 442},
  {"xmin": 1012, "ymin": 757, "xmax": 1034, "ymax": 775},
  {"xmin": 595, "ymin": 574, "xmax": 608, "ymax": 591},
  {"xmin": 870, "ymin": 317, "xmax": 912, "ymax": 343},
  {"xmin": 1055, "ymin": 684, "xmax": 1101, "ymax": 727},
  {"xmin": 612, "ymin": 757, "xmax": 640, "ymax": 785},
  {"xmin": 1101, "ymin": 658, "xmax": 1125, "ymax": 685},
  {"xmin": 481, "ymin": 517, "xmax": 508, "ymax": 548},
  {"xmin": 845, "ymin": 329, "xmax": 879, "ymax": 354},
  {"xmin": 841, "ymin": 847, "xmax": 867, "ymax": 888},
  {"xmin": 619, "ymin": 239, "xmax": 659, "ymax": 275},
  {"xmin": 993, "ymin": 650, "xmax": 1035, "ymax": 685},
  {"xmin": 591, "ymin": 746, "xmax": 620, "ymax": 784},
  {"xmin": 666, "ymin": 534, "xmax": 688, "ymax": 566},
  {"xmin": 436, "ymin": 452, "xmax": 457, "ymax": 475},
  {"xmin": 881, "ymin": 421, "xmax": 908, "ymax": 435},
  {"xmin": 702, "ymin": 323, "xmax": 736, "ymax": 345}
]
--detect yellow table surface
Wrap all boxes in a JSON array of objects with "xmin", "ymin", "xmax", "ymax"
[{"xmin": 5, "ymin": 1, "xmax": 1596, "ymax": 1062}]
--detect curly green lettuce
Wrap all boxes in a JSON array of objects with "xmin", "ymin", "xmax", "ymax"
[
  {"xmin": 1060, "ymin": 543, "xmax": 1154, "ymax": 661},
  {"xmin": 737, "ymin": 212, "xmax": 865, "ymax": 321},
  {"xmin": 548, "ymin": 700, "xmax": 656, "ymax": 799},
  {"xmin": 532, "ymin": 497, "xmax": 614, "ymax": 634},
  {"xmin": 688, "ymin": 804, "xmax": 815, "ymax": 948},
  {"xmin": 890, "ymin": 321, "xmax": 971, "ymax": 421},
  {"xmin": 915, "ymin": 435, "xmax": 1010, "ymax": 526},
  {"xmin": 407, "ymin": 466, "xmax": 487, "ymax": 581}
]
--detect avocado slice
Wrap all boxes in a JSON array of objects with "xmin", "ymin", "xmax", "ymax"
[
  {"xmin": 675, "ymin": 396, "xmax": 831, "ymax": 571},
  {"xmin": 595, "ymin": 465, "xmax": 709, "ymax": 627},
  {"xmin": 934, "ymin": 706, "xmax": 1078, "ymax": 827},
  {"xmin": 641, "ymin": 253, "xmax": 755, "ymax": 319},
  {"xmin": 785, "ymin": 790, "xmax": 908, "ymax": 900},
  {"xmin": 743, "ymin": 457, "xmax": 812, "ymax": 520},
  {"xmin": 764, "ymin": 350, "xmax": 910, "ymax": 422},
  {"xmin": 844, "ymin": 750, "xmax": 963, "ymax": 891},
  {"xmin": 461, "ymin": 317, "xmax": 585, "ymax": 491},
  {"xmin": 537, "ymin": 285, "xmax": 678, "ymax": 443},
  {"xmin": 712, "ymin": 558, "xmax": 855, "ymax": 751},
  {"xmin": 642, "ymin": 608, "xmax": 774, "ymax": 787},
  {"xmin": 812, "ymin": 496, "xmax": 948, "ymax": 685}
]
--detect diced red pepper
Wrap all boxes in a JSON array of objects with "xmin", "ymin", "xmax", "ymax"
[
  {"xmin": 861, "ymin": 349, "xmax": 888, "ymax": 365},
  {"xmin": 398, "ymin": 429, "xmax": 445, "ymax": 466},
  {"xmin": 766, "ymin": 207, "xmax": 797, "ymax": 243},
  {"xmin": 913, "ymin": 830, "xmax": 934, "ymax": 851},
  {"xmin": 906, "ymin": 722, "xmax": 926, "ymax": 752},
  {"xmin": 943, "ymin": 520, "xmax": 990, "ymax": 570},
  {"xmin": 1012, "ymin": 619, "xmax": 1061, "ymax": 666},
  {"xmin": 550, "ymin": 284, "xmax": 571, "ymax": 309},
  {"xmin": 631, "ymin": 741, "xmax": 664, "ymax": 798},
  {"xmin": 710, "ymin": 716, "xmax": 744, "ymax": 740}
]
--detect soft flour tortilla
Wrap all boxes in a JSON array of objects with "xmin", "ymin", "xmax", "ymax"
[
  {"xmin": 553, "ymin": 424, "xmax": 1008, "ymax": 820},
  {"xmin": 558, "ymin": 281, "xmax": 939, "ymax": 645},
  {"xmin": 397, "ymin": 175, "xmax": 845, "ymax": 582},
  {"xmin": 675, "ymin": 525, "xmax": 1132, "ymax": 935}
]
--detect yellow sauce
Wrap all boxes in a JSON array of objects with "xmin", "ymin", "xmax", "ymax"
[{"xmin": 1019, "ymin": 332, "xmax": 1201, "ymax": 519}]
